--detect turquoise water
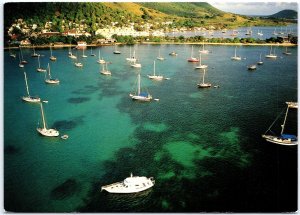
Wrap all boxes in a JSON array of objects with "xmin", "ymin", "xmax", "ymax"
[{"xmin": 4, "ymin": 44, "xmax": 297, "ymax": 212}]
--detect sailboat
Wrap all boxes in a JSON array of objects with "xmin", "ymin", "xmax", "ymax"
[
  {"xmin": 273, "ymin": 28, "xmax": 278, "ymax": 36},
  {"xmin": 113, "ymin": 45, "xmax": 121, "ymax": 54},
  {"xmin": 231, "ymin": 46, "xmax": 241, "ymax": 60},
  {"xmin": 36, "ymin": 55, "xmax": 47, "ymax": 72},
  {"xmin": 45, "ymin": 63, "xmax": 59, "ymax": 84},
  {"xmin": 147, "ymin": 61, "xmax": 164, "ymax": 80},
  {"xmin": 245, "ymin": 28, "xmax": 252, "ymax": 36},
  {"xmin": 100, "ymin": 63, "xmax": 111, "ymax": 75},
  {"xmin": 82, "ymin": 48, "xmax": 87, "ymax": 58},
  {"xmin": 68, "ymin": 46, "xmax": 77, "ymax": 59},
  {"xmin": 22, "ymin": 71, "xmax": 41, "ymax": 103},
  {"xmin": 199, "ymin": 42, "xmax": 209, "ymax": 54},
  {"xmin": 31, "ymin": 47, "xmax": 40, "ymax": 57},
  {"xmin": 90, "ymin": 47, "xmax": 96, "ymax": 56},
  {"xmin": 262, "ymin": 102, "xmax": 298, "ymax": 145},
  {"xmin": 130, "ymin": 73, "xmax": 152, "ymax": 102},
  {"xmin": 195, "ymin": 53, "xmax": 208, "ymax": 69},
  {"xmin": 131, "ymin": 57, "xmax": 142, "ymax": 68},
  {"xmin": 187, "ymin": 46, "xmax": 199, "ymax": 62},
  {"xmin": 247, "ymin": 64, "xmax": 257, "ymax": 70},
  {"xmin": 283, "ymin": 47, "xmax": 292, "ymax": 55},
  {"xmin": 257, "ymin": 30, "xmax": 263, "ymax": 36},
  {"xmin": 126, "ymin": 47, "xmax": 136, "ymax": 62},
  {"xmin": 197, "ymin": 69, "xmax": 211, "ymax": 88},
  {"xmin": 9, "ymin": 45, "xmax": 16, "ymax": 58},
  {"xmin": 97, "ymin": 50, "xmax": 105, "ymax": 64},
  {"xmin": 257, "ymin": 53, "xmax": 264, "ymax": 65},
  {"xmin": 37, "ymin": 102, "xmax": 59, "ymax": 137},
  {"xmin": 20, "ymin": 47, "xmax": 28, "ymax": 64},
  {"xmin": 49, "ymin": 47, "xmax": 57, "ymax": 61},
  {"xmin": 265, "ymin": 45, "xmax": 277, "ymax": 58},
  {"xmin": 157, "ymin": 49, "xmax": 165, "ymax": 61},
  {"xmin": 18, "ymin": 53, "xmax": 24, "ymax": 68}
]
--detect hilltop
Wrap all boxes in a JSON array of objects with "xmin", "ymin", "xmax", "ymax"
[{"xmin": 268, "ymin": 9, "xmax": 297, "ymax": 19}]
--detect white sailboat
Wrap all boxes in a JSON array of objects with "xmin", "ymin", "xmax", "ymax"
[
  {"xmin": 262, "ymin": 102, "xmax": 297, "ymax": 145},
  {"xmin": 18, "ymin": 53, "xmax": 24, "ymax": 68},
  {"xmin": 257, "ymin": 53, "xmax": 264, "ymax": 65},
  {"xmin": 97, "ymin": 50, "xmax": 105, "ymax": 64},
  {"xmin": 283, "ymin": 47, "xmax": 292, "ymax": 55},
  {"xmin": 20, "ymin": 47, "xmax": 28, "ymax": 64},
  {"xmin": 157, "ymin": 49, "xmax": 165, "ymax": 61},
  {"xmin": 187, "ymin": 46, "xmax": 199, "ymax": 62},
  {"xmin": 131, "ymin": 58, "xmax": 142, "ymax": 68},
  {"xmin": 90, "ymin": 47, "xmax": 96, "ymax": 56},
  {"xmin": 37, "ymin": 102, "xmax": 59, "ymax": 137},
  {"xmin": 148, "ymin": 61, "xmax": 164, "ymax": 80},
  {"xmin": 195, "ymin": 53, "xmax": 208, "ymax": 69},
  {"xmin": 231, "ymin": 46, "xmax": 241, "ymax": 60},
  {"xmin": 100, "ymin": 63, "xmax": 111, "ymax": 75},
  {"xmin": 257, "ymin": 30, "xmax": 263, "ymax": 36},
  {"xmin": 31, "ymin": 47, "xmax": 40, "ymax": 57},
  {"xmin": 36, "ymin": 55, "xmax": 47, "ymax": 72},
  {"xmin": 22, "ymin": 71, "xmax": 41, "ymax": 103},
  {"xmin": 197, "ymin": 69, "xmax": 211, "ymax": 88},
  {"xmin": 126, "ymin": 47, "xmax": 137, "ymax": 62},
  {"xmin": 68, "ymin": 46, "xmax": 77, "ymax": 59},
  {"xmin": 265, "ymin": 45, "xmax": 277, "ymax": 58},
  {"xmin": 129, "ymin": 73, "xmax": 152, "ymax": 102},
  {"xmin": 74, "ymin": 53, "xmax": 83, "ymax": 67},
  {"xmin": 199, "ymin": 42, "xmax": 209, "ymax": 54},
  {"xmin": 82, "ymin": 48, "xmax": 87, "ymax": 58},
  {"xmin": 49, "ymin": 47, "xmax": 57, "ymax": 61},
  {"xmin": 45, "ymin": 63, "xmax": 59, "ymax": 84},
  {"xmin": 9, "ymin": 45, "xmax": 16, "ymax": 58},
  {"xmin": 247, "ymin": 64, "xmax": 257, "ymax": 70},
  {"xmin": 113, "ymin": 45, "xmax": 121, "ymax": 54}
]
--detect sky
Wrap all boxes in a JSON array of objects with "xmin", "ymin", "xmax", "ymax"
[{"xmin": 210, "ymin": 1, "xmax": 298, "ymax": 16}]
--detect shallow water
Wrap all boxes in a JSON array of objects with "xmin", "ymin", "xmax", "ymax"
[{"xmin": 4, "ymin": 43, "xmax": 297, "ymax": 212}]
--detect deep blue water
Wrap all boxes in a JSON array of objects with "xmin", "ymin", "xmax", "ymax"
[{"xmin": 4, "ymin": 43, "xmax": 297, "ymax": 212}]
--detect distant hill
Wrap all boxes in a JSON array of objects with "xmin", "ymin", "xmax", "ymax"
[{"xmin": 268, "ymin": 10, "xmax": 297, "ymax": 19}]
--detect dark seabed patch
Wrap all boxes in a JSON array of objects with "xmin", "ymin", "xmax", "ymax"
[
  {"xmin": 5, "ymin": 145, "xmax": 19, "ymax": 155},
  {"xmin": 72, "ymin": 85, "xmax": 99, "ymax": 95},
  {"xmin": 68, "ymin": 97, "xmax": 90, "ymax": 104},
  {"xmin": 52, "ymin": 116, "xmax": 84, "ymax": 130},
  {"xmin": 51, "ymin": 179, "xmax": 81, "ymax": 200}
]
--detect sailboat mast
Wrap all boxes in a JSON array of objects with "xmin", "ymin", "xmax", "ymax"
[
  {"xmin": 199, "ymin": 53, "xmax": 202, "ymax": 66},
  {"xmin": 234, "ymin": 47, "xmax": 237, "ymax": 57},
  {"xmin": 47, "ymin": 63, "xmax": 51, "ymax": 78},
  {"xmin": 38, "ymin": 56, "xmax": 41, "ymax": 67},
  {"xmin": 50, "ymin": 47, "xmax": 53, "ymax": 56},
  {"xmin": 24, "ymin": 72, "xmax": 30, "ymax": 96},
  {"xmin": 40, "ymin": 102, "xmax": 47, "ymax": 129},
  {"xmin": 138, "ymin": 73, "xmax": 141, "ymax": 95},
  {"xmin": 153, "ymin": 61, "xmax": 156, "ymax": 76},
  {"xmin": 202, "ymin": 69, "xmax": 205, "ymax": 84},
  {"xmin": 281, "ymin": 106, "xmax": 289, "ymax": 134}
]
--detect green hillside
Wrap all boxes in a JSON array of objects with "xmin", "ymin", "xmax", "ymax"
[{"xmin": 268, "ymin": 9, "xmax": 297, "ymax": 19}]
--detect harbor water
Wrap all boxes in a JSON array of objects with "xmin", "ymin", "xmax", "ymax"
[{"xmin": 4, "ymin": 43, "xmax": 297, "ymax": 212}]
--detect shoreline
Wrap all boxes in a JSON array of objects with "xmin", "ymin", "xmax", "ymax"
[{"xmin": 4, "ymin": 42, "xmax": 297, "ymax": 49}]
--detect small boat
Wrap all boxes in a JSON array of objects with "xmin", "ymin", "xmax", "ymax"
[
  {"xmin": 20, "ymin": 47, "xmax": 28, "ymax": 64},
  {"xmin": 231, "ymin": 46, "xmax": 241, "ymax": 60},
  {"xmin": 195, "ymin": 53, "xmax": 208, "ymax": 69},
  {"xmin": 100, "ymin": 63, "xmax": 111, "ymax": 75},
  {"xmin": 197, "ymin": 69, "xmax": 211, "ymax": 88},
  {"xmin": 31, "ymin": 47, "xmax": 40, "ymax": 57},
  {"xmin": 22, "ymin": 71, "xmax": 41, "ymax": 103},
  {"xmin": 97, "ymin": 50, "xmax": 105, "ymax": 64},
  {"xmin": 90, "ymin": 47, "xmax": 96, "ymax": 56},
  {"xmin": 148, "ymin": 60, "xmax": 164, "ymax": 81},
  {"xmin": 199, "ymin": 42, "xmax": 209, "ymax": 54},
  {"xmin": 74, "ymin": 53, "xmax": 83, "ymax": 67},
  {"xmin": 45, "ymin": 63, "xmax": 59, "ymax": 84},
  {"xmin": 257, "ymin": 30, "xmax": 263, "ymax": 36},
  {"xmin": 169, "ymin": 51, "xmax": 178, "ymax": 56},
  {"xmin": 101, "ymin": 173, "xmax": 155, "ymax": 193},
  {"xmin": 36, "ymin": 55, "xmax": 47, "ymax": 72},
  {"xmin": 257, "ymin": 53, "xmax": 264, "ymax": 65},
  {"xmin": 131, "ymin": 59, "xmax": 142, "ymax": 68},
  {"xmin": 49, "ymin": 47, "xmax": 57, "ymax": 61},
  {"xmin": 82, "ymin": 49, "xmax": 88, "ymax": 58},
  {"xmin": 247, "ymin": 64, "xmax": 257, "ymax": 70},
  {"xmin": 9, "ymin": 45, "xmax": 16, "ymax": 58},
  {"xmin": 68, "ymin": 47, "xmax": 77, "ymax": 59},
  {"xmin": 157, "ymin": 49, "xmax": 164, "ymax": 61},
  {"xmin": 262, "ymin": 102, "xmax": 297, "ymax": 145},
  {"xmin": 61, "ymin": 134, "xmax": 69, "ymax": 140},
  {"xmin": 245, "ymin": 28, "xmax": 252, "ymax": 36},
  {"xmin": 126, "ymin": 47, "xmax": 137, "ymax": 62},
  {"xmin": 187, "ymin": 46, "xmax": 199, "ymax": 62},
  {"xmin": 18, "ymin": 53, "xmax": 24, "ymax": 68},
  {"xmin": 113, "ymin": 45, "xmax": 121, "ymax": 54},
  {"xmin": 130, "ymin": 73, "xmax": 152, "ymax": 102},
  {"xmin": 37, "ymin": 102, "xmax": 59, "ymax": 137},
  {"xmin": 265, "ymin": 45, "xmax": 277, "ymax": 59},
  {"xmin": 282, "ymin": 47, "xmax": 292, "ymax": 55}
]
